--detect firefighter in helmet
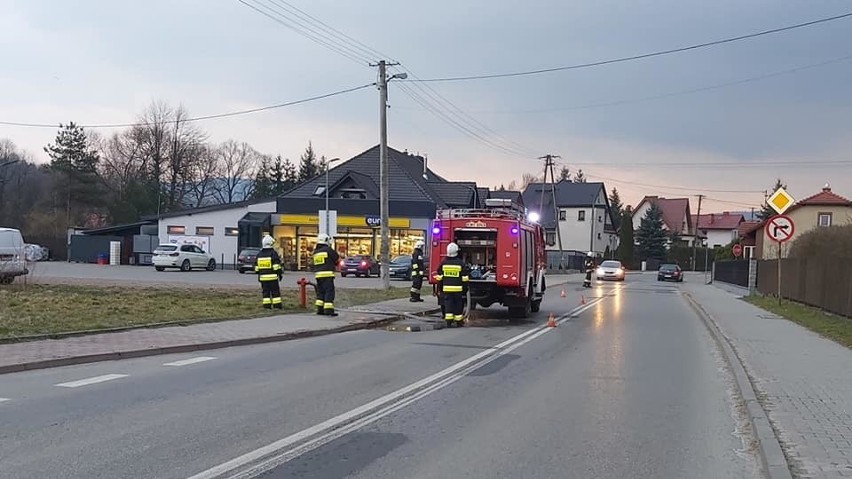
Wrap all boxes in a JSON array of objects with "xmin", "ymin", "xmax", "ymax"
[
  {"xmin": 254, "ymin": 235, "xmax": 283, "ymax": 309},
  {"xmin": 409, "ymin": 239, "xmax": 426, "ymax": 302},
  {"xmin": 433, "ymin": 242, "xmax": 470, "ymax": 328},
  {"xmin": 311, "ymin": 234, "xmax": 340, "ymax": 316},
  {"xmin": 583, "ymin": 251, "xmax": 595, "ymax": 288}
]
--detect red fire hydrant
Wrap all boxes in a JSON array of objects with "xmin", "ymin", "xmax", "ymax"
[{"xmin": 296, "ymin": 277, "xmax": 310, "ymax": 309}]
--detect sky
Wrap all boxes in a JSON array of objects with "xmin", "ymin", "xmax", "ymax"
[{"xmin": 1, "ymin": 0, "xmax": 851, "ymax": 213}]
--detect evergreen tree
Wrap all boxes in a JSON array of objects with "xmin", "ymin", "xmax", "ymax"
[
  {"xmin": 616, "ymin": 207, "xmax": 634, "ymax": 266},
  {"xmin": 297, "ymin": 142, "xmax": 320, "ymax": 182},
  {"xmin": 757, "ymin": 178, "xmax": 786, "ymax": 220},
  {"xmin": 609, "ymin": 187, "xmax": 623, "ymax": 228},
  {"xmin": 252, "ymin": 155, "xmax": 274, "ymax": 200},
  {"xmin": 44, "ymin": 122, "xmax": 103, "ymax": 226},
  {"xmin": 635, "ymin": 203, "xmax": 667, "ymax": 260},
  {"xmin": 558, "ymin": 166, "xmax": 571, "ymax": 182}
]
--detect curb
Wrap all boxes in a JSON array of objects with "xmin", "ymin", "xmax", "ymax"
[
  {"xmin": 683, "ymin": 292, "xmax": 793, "ymax": 479},
  {"xmin": 0, "ymin": 308, "xmax": 441, "ymax": 375}
]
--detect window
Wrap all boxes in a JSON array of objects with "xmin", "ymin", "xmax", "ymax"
[
  {"xmin": 313, "ymin": 186, "xmax": 326, "ymax": 196},
  {"xmin": 559, "ymin": 210, "xmax": 566, "ymax": 221},
  {"xmin": 167, "ymin": 225, "xmax": 185, "ymax": 235},
  {"xmin": 225, "ymin": 227, "xmax": 239, "ymax": 236},
  {"xmin": 577, "ymin": 210, "xmax": 586, "ymax": 221},
  {"xmin": 545, "ymin": 230, "xmax": 556, "ymax": 246},
  {"xmin": 180, "ymin": 245, "xmax": 193, "ymax": 252},
  {"xmin": 818, "ymin": 213, "xmax": 832, "ymax": 227},
  {"xmin": 597, "ymin": 233, "xmax": 602, "ymax": 240},
  {"xmin": 196, "ymin": 226, "xmax": 214, "ymax": 236},
  {"xmin": 598, "ymin": 216, "xmax": 602, "ymax": 223}
]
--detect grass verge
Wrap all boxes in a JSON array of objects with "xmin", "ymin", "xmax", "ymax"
[
  {"xmin": 744, "ymin": 295, "xmax": 852, "ymax": 349},
  {"xmin": 0, "ymin": 284, "xmax": 408, "ymax": 340}
]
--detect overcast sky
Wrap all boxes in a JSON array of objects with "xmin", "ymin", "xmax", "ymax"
[{"xmin": 2, "ymin": 0, "xmax": 851, "ymax": 212}]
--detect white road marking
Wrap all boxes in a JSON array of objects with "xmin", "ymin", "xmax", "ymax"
[
  {"xmin": 55, "ymin": 374, "xmax": 128, "ymax": 388},
  {"xmin": 185, "ymin": 295, "xmax": 609, "ymax": 479},
  {"xmin": 0, "ymin": 398, "xmax": 10, "ymax": 403},
  {"xmin": 164, "ymin": 356, "xmax": 217, "ymax": 367}
]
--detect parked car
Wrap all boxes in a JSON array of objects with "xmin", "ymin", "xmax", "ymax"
[
  {"xmin": 237, "ymin": 247, "xmax": 262, "ymax": 274},
  {"xmin": 0, "ymin": 227, "xmax": 28, "ymax": 284},
  {"xmin": 596, "ymin": 260, "xmax": 625, "ymax": 281},
  {"xmin": 389, "ymin": 255, "xmax": 413, "ymax": 280},
  {"xmin": 658, "ymin": 264, "xmax": 683, "ymax": 282},
  {"xmin": 340, "ymin": 255, "xmax": 380, "ymax": 277},
  {"xmin": 153, "ymin": 244, "xmax": 216, "ymax": 272}
]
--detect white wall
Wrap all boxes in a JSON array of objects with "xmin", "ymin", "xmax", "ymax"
[
  {"xmin": 157, "ymin": 201, "xmax": 276, "ymax": 263},
  {"xmin": 703, "ymin": 229, "xmax": 737, "ymax": 248},
  {"xmin": 549, "ymin": 191, "xmax": 617, "ymax": 254}
]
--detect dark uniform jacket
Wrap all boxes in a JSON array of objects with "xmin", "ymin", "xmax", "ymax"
[
  {"xmin": 311, "ymin": 244, "xmax": 339, "ymax": 279},
  {"xmin": 255, "ymin": 248, "xmax": 282, "ymax": 281},
  {"xmin": 411, "ymin": 248, "xmax": 425, "ymax": 277},
  {"xmin": 434, "ymin": 256, "xmax": 470, "ymax": 293}
]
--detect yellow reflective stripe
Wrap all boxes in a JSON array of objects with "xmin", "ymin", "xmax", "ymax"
[
  {"xmin": 462, "ymin": 276, "xmax": 469, "ymax": 282},
  {"xmin": 262, "ymin": 298, "xmax": 272, "ymax": 304},
  {"xmin": 444, "ymin": 313, "xmax": 454, "ymax": 320},
  {"xmin": 315, "ymin": 271, "xmax": 335, "ymax": 279},
  {"xmin": 257, "ymin": 258, "xmax": 272, "ymax": 269},
  {"xmin": 454, "ymin": 315, "xmax": 464, "ymax": 321},
  {"xmin": 312, "ymin": 252, "xmax": 328, "ymax": 265},
  {"xmin": 273, "ymin": 264, "xmax": 281, "ymax": 271},
  {"xmin": 411, "ymin": 264, "xmax": 419, "ymax": 269},
  {"xmin": 271, "ymin": 297, "xmax": 282, "ymax": 304},
  {"xmin": 323, "ymin": 303, "xmax": 334, "ymax": 309},
  {"xmin": 259, "ymin": 274, "xmax": 279, "ymax": 281},
  {"xmin": 433, "ymin": 275, "xmax": 443, "ymax": 281},
  {"xmin": 443, "ymin": 265, "xmax": 461, "ymax": 271},
  {"xmin": 315, "ymin": 300, "xmax": 324, "ymax": 306},
  {"xmin": 443, "ymin": 286, "xmax": 463, "ymax": 292}
]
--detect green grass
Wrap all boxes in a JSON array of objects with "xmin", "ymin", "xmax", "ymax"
[
  {"xmin": 744, "ymin": 295, "xmax": 852, "ymax": 349},
  {"xmin": 0, "ymin": 284, "xmax": 408, "ymax": 340}
]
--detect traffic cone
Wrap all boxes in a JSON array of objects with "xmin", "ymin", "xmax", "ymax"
[
  {"xmin": 547, "ymin": 314, "xmax": 557, "ymax": 328},
  {"xmin": 560, "ymin": 289, "xmax": 566, "ymax": 298},
  {"xmin": 580, "ymin": 295, "xmax": 586, "ymax": 305}
]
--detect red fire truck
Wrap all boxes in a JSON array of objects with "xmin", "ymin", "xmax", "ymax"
[{"xmin": 428, "ymin": 198, "xmax": 547, "ymax": 319}]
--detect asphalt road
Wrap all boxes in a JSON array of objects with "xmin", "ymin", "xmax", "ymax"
[{"xmin": 0, "ymin": 274, "xmax": 760, "ymax": 479}]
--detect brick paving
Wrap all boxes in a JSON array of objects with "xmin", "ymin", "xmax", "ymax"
[{"xmin": 686, "ymin": 283, "xmax": 852, "ymax": 478}]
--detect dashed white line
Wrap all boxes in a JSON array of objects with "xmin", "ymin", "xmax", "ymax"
[
  {"xmin": 0, "ymin": 398, "xmax": 10, "ymax": 403},
  {"xmin": 164, "ymin": 356, "xmax": 217, "ymax": 367},
  {"xmin": 55, "ymin": 374, "xmax": 129, "ymax": 388}
]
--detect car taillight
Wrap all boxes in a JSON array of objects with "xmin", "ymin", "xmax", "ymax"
[
  {"xmin": 170, "ymin": 252, "xmax": 180, "ymax": 257},
  {"xmin": 340, "ymin": 260, "xmax": 345, "ymax": 266},
  {"xmin": 361, "ymin": 261, "xmax": 367, "ymax": 266},
  {"xmin": 238, "ymin": 256, "xmax": 245, "ymax": 261}
]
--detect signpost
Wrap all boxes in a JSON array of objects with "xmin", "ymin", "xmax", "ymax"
[
  {"xmin": 732, "ymin": 243, "xmax": 743, "ymax": 258},
  {"xmin": 766, "ymin": 214, "xmax": 795, "ymax": 304}
]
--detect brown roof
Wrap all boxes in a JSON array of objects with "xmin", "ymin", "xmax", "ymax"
[
  {"xmin": 636, "ymin": 196, "xmax": 692, "ymax": 233},
  {"xmin": 795, "ymin": 185, "xmax": 852, "ymax": 207},
  {"xmin": 737, "ymin": 220, "xmax": 763, "ymax": 237},
  {"xmin": 692, "ymin": 212, "xmax": 745, "ymax": 230}
]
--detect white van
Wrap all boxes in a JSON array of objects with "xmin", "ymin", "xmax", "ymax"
[{"xmin": 0, "ymin": 227, "xmax": 28, "ymax": 284}]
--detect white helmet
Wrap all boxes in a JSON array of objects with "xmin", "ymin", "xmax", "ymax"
[
  {"xmin": 587, "ymin": 251, "xmax": 594, "ymax": 257},
  {"xmin": 447, "ymin": 243, "xmax": 459, "ymax": 258},
  {"xmin": 316, "ymin": 234, "xmax": 331, "ymax": 246},
  {"xmin": 414, "ymin": 240, "xmax": 425, "ymax": 250},
  {"xmin": 262, "ymin": 235, "xmax": 275, "ymax": 248}
]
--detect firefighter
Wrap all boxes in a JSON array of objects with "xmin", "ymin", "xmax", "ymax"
[
  {"xmin": 583, "ymin": 251, "xmax": 595, "ymax": 288},
  {"xmin": 433, "ymin": 242, "xmax": 469, "ymax": 328},
  {"xmin": 254, "ymin": 235, "xmax": 283, "ymax": 309},
  {"xmin": 409, "ymin": 240, "xmax": 426, "ymax": 302},
  {"xmin": 311, "ymin": 234, "xmax": 340, "ymax": 316}
]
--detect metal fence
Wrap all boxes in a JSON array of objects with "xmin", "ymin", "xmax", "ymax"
[
  {"xmin": 757, "ymin": 257, "xmax": 852, "ymax": 318},
  {"xmin": 713, "ymin": 259, "xmax": 751, "ymax": 287}
]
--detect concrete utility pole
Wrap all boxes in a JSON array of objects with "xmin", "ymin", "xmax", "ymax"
[
  {"xmin": 692, "ymin": 194, "xmax": 705, "ymax": 271},
  {"xmin": 374, "ymin": 60, "xmax": 404, "ymax": 289},
  {"xmin": 539, "ymin": 154, "xmax": 564, "ymax": 268}
]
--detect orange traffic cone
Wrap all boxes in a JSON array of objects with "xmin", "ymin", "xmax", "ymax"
[
  {"xmin": 547, "ymin": 314, "xmax": 557, "ymax": 328},
  {"xmin": 580, "ymin": 295, "xmax": 586, "ymax": 305},
  {"xmin": 560, "ymin": 289, "xmax": 566, "ymax": 298}
]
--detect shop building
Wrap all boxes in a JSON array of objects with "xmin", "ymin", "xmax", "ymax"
[{"xmin": 240, "ymin": 145, "xmax": 488, "ymax": 270}]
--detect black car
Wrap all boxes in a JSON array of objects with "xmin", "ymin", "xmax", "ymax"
[
  {"xmin": 340, "ymin": 255, "xmax": 380, "ymax": 278},
  {"xmin": 658, "ymin": 264, "xmax": 683, "ymax": 282},
  {"xmin": 388, "ymin": 255, "xmax": 413, "ymax": 280},
  {"xmin": 237, "ymin": 247, "xmax": 262, "ymax": 274}
]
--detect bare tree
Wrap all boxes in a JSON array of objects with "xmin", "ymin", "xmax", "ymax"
[
  {"xmin": 212, "ymin": 140, "xmax": 259, "ymax": 204},
  {"xmin": 521, "ymin": 173, "xmax": 539, "ymax": 189},
  {"xmin": 187, "ymin": 144, "xmax": 219, "ymax": 207}
]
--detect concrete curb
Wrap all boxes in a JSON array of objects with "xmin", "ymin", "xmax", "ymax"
[
  {"xmin": 683, "ymin": 292, "xmax": 793, "ymax": 479},
  {"xmin": 0, "ymin": 308, "xmax": 441, "ymax": 375}
]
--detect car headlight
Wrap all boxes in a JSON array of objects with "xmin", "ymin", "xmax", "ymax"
[{"xmin": 596, "ymin": 268, "xmax": 604, "ymax": 275}]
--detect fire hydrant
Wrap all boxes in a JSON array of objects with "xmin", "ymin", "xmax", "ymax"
[{"xmin": 296, "ymin": 278, "xmax": 315, "ymax": 309}]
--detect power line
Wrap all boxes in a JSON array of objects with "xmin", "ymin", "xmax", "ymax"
[
  {"xmin": 397, "ymin": 53, "xmax": 852, "ymax": 114},
  {"xmin": 568, "ymin": 159, "xmax": 852, "ymax": 169},
  {"xmin": 580, "ymin": 169, "xmax": 764, "ymax": 194},
  {"xmin": 0, "ymin": 83, "xmax": 374, "ymax": 129},
  {"xmin": 411, "ymin": 12, "xmax": 852, "ymax": 82}
]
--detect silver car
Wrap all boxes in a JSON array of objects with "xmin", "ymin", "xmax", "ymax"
[{"xmin": 596, "ymin": 260, "xmax": 626, "ymax": 282}]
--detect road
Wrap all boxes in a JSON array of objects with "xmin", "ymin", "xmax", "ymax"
[{"xmin": 0, "ymin": 275, "xmax": 760, "ymax": 479}]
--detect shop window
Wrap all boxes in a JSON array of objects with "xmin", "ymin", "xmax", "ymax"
[
  {"xmin": 577, "ymin": 211, "xmax": 586, "ymax": 222},
  {"xmin": 167, "ymin": 225, "xmax": 185, "ymax": 235},
  {"xmin": 196, "ymin": 226, "xmax": 214, "ymax": 236},
  {"xmin": 225, "ymin": 227, "xmax": 239, "ymax": 236}
]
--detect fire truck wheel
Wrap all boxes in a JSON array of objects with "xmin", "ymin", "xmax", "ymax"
[{"xmin": 530, "ymin": 299, "xmax": 541, "ymax": 313}]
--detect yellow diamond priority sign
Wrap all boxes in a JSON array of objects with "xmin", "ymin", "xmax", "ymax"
[{"xmin": 768, "ymin": 187, "xmax": 795, "ymax": 215}]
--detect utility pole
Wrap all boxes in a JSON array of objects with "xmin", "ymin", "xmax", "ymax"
[
  {"xmin": 539, "ymin": 154, "xmax": 564, "ymax": 268},
  {"xmin": 692, "ymin": 194, "xmax": 705, "ymax": 271},
  {"xmin": 373, "ymin": 60, "xmax": 403, "ymax": 290}
]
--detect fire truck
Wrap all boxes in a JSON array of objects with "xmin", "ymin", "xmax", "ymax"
[{"xmin": 428, "ymin": 198, "xmax": 547, "ymax": 319}]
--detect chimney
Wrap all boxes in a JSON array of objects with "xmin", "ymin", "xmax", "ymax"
[{"xmin": 823, "ymin": 182, "xmax": 831, "ymax": 192}]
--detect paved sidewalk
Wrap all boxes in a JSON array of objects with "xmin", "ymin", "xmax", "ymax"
[
  {"xmin": 0, "ymin": 297, "xmax": 438, "ymax": 374},
  {"xmin": 685, "ymin": 282, "xmax": 852, "ymax": 478}
]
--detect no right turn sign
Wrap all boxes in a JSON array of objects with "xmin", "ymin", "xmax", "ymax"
[{"xmin": 766, "ymin": 215, "xmax": 795, "ymax": 243}]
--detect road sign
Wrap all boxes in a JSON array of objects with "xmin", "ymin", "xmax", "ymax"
[
  {"xmin": 766, "ymin": 215, "xmax": 795, "ymax": 243},
  {"xmin": 732, "ymin": 244, "xmax": 743, "ymax": 257},
  {"xmin": 767, "ymin": 187, "xmax": 795, "ymax": 215}
]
